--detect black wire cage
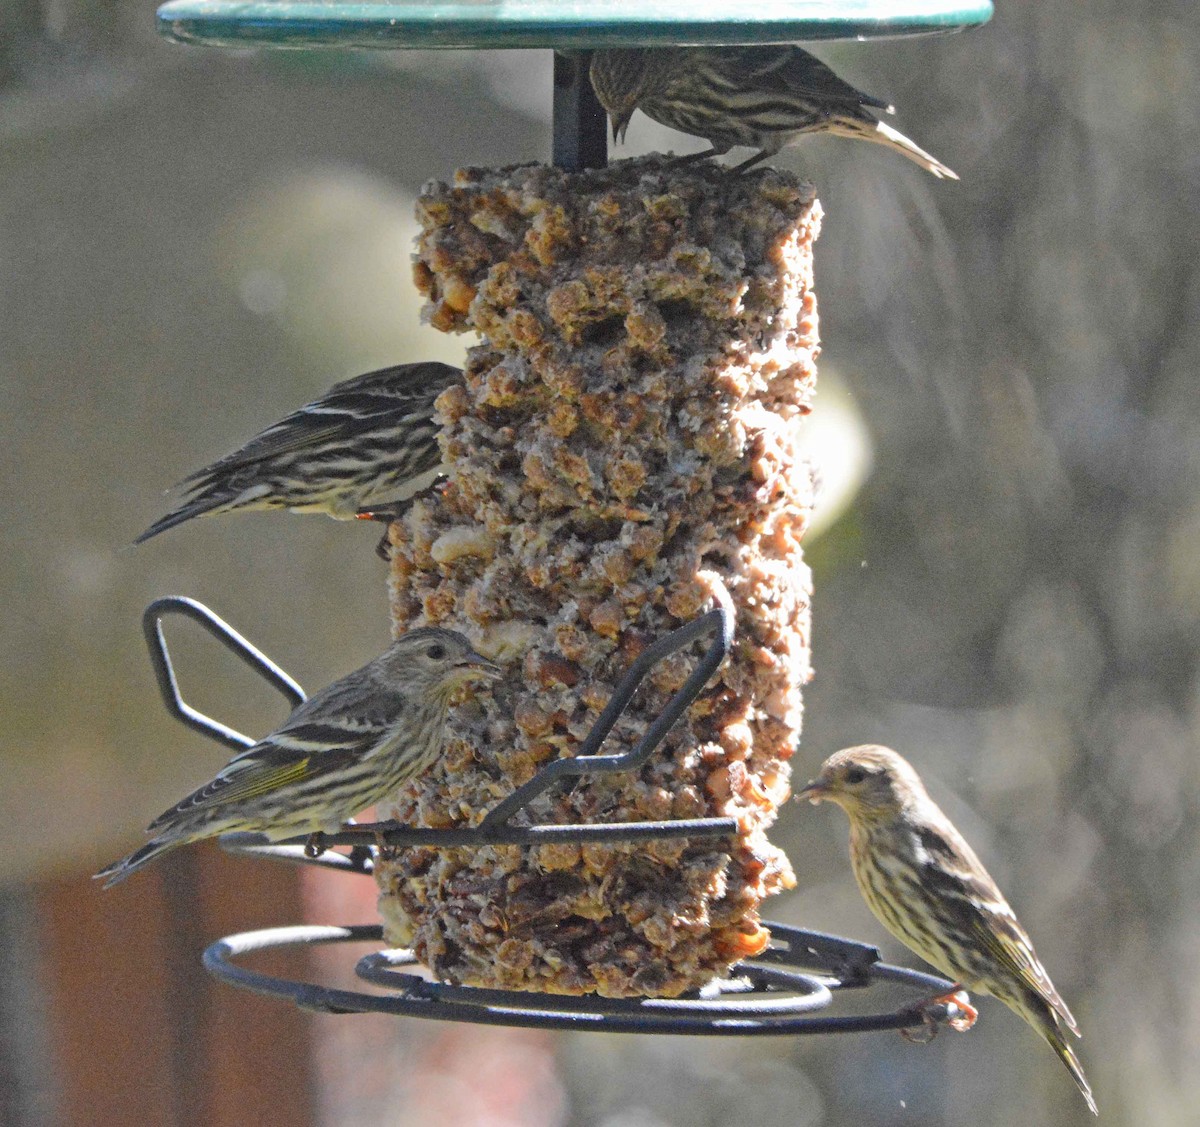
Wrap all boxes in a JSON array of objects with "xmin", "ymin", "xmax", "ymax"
[{"xmin": 144, "ymin": 595, "xmax": 968, "ymax": 1038}]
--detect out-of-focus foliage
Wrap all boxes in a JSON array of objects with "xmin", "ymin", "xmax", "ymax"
[
  {"xmin": 1, "ymin": 1, "xmax": 1196, "ymax": 1124},
  {"xmin": 0, "ymin": 29, "xmax": 540, "ymax": 879}
]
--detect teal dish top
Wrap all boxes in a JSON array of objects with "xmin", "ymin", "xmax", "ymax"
[{"xmin": 156, "ymin": 1, "xmax": 994, "ymax": 50}]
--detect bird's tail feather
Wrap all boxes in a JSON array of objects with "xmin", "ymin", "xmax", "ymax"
[
  {"xmin": 135, "ymin": 497, "xmax": 224, "ymax": 543},
  {"xmin": 826, "ymin": 116, "xmax": 958, "ymax": 180},
  {"xmin": 871, "ymin": 120, "xmax": 959, "ymax": 180},
  {"xmin": 134, "ymin": 484, "xmax": 252, "ymax": 543},
  {"xmin": 94, "ymin": 838, "xmax": 182, "ymax": 888},
  {"xmin": 1044, "ymin": 1025, "xmax": 1098, "ymax": 1116}
]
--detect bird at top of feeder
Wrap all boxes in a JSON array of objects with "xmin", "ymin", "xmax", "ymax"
[
  {"xmin": 590, "ymin": 45, "xmax": 957, "ymax": 179},
  {"xmin": 798, "ymin": 745, "xmax": 1096, "ymax": 1116},
  {"xmin": 135, "ymin": 360, "xmax": 461, "ymax": 544},
  {"xmin": 95, "ymin": 627, "xmax": 501, "ymax": 887}
]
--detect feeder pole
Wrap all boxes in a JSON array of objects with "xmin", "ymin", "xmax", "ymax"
[{"xmin": 552, "ymin": 50, "xmax": 608, "ymax": 171}]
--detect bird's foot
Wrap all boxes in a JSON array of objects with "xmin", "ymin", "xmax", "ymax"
[
  {"xmin": 666, "ymin": 148, "xmax": 719, "ymax": 168},
  {"xmin": 355, "ymin": 506, "xmax": 402, "ymax": 562},
  {"xmin": 347, "ymin": 844, "xmax": 375, "ymax": 872},
  {"xmin": 942, "ymin": 989, "xmax": 978, "ymax": 1031},
  {"xmin": 728, "ymin": 150, "xmax": 771, "ymax": 175},
  {"xmin": 362, "ymin": 823, "xmax": 396, "ymax": 861},
  {"xmin": 304, "ymin": 832, "xmax": 327, "ymax": 859},
  {"xmin": 356, "ymin": 502, "xmax": 408, "ymax": 524},
  {"xmin": 358, "ymin": 485, "xmax": 445, "ymax": 561},
  {"xmin": 900, "ymin": 1022, "xmax": 936, "ymax": 1045},
  {"xmin": 900, "ymin": 987, "xmax": 976, "ymax": 1042}
]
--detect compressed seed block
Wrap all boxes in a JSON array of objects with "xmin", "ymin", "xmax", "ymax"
[{"xmin": 377, "ymin": 156, "xmax": 821, "ymax": 997}]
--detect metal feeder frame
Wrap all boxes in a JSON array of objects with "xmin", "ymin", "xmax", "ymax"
[
  {"xmin": 142, "ymin": 0, "xmax": 991, "ymax": 1041},
  {"xmin": 143, "ymin": 595, "xmax": 966, "ymax": 1036}
]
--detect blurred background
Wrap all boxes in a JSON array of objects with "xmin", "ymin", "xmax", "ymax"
[{"xmin": 1, "ymin": 1, "xmax": 1196, "ymax": 1124}]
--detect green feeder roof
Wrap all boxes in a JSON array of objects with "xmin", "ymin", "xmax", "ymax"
[{"xmin": 156, "ymin": 1, "xmax": 993, "ymax": 51}]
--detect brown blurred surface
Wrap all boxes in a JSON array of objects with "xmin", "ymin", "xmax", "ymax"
[
  {"xmin": 0, "ymin": 49, "xmax": 534, "ymax": 880},
  {"xmin": 39, "ymin": 847, "xmax": 315, "ymax": 1127}
]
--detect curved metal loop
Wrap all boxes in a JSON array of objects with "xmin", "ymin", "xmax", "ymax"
[
  {"xmin": 202, "ymin": 921, "xmax": 964, "ymax": 1036},
  {"xmin": 201, "ymin": 925, "xmax": 384, "ymax": 1015},
  {"xmin": 480, "ymin": 583, "xmax": 736, "ymax": 828},
  {"xmin": 142, "ymin": 596, "xmax": 306, "ymax": 752},
  {"xmin": 354, "ymin": 949, "xmax": 832, "ymax": 1020}
]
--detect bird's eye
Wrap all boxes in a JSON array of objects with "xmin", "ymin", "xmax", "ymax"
[
  {"xmin": 844, "ymin": 767, "xmax": 866, "ymax": 786},
  {"xmin": 426, "ymin": 643, "xmax": 446, "ymax": 661}
]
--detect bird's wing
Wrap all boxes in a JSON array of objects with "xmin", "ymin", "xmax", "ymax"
[
  {"xmin": 146, "ymin": 676, "xmax": 405, "ymax": 828},
  {"xmin": 145, "ymin": 741, "xmax": 355, "ymax": 827},
  {"xmin": 274, "ymin": 667, "xmax": 405, "ymax": 736},
  {"xmin": 762, "ymin": 47, "xmax": 892, "ymax": 114},
  {"xmin": 181, "ymin": 362, "xmax": 456, "ymax": 484},
  {"xmin": 968, "ymin": 904, "xmax": 1080, "ymax": 1035},
  {"xmin": 916, "ymin": 821, "xmax": 1080, "ymax": 1035}
]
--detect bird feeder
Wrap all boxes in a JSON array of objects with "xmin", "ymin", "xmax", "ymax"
[{"xmin": 149, "ymin": 0, "xmax": 992, "ymax": 1030}]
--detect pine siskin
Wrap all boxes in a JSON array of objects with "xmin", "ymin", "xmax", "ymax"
[
  {"xmin": 136, "ymin": 361, "xmax": 461, "ymax": 543},
  {"xmin": 95, "ymin": 628, "xmax": 500, "ymax": 887},
  {"xmin": 590, "ymin": 46, "xmax": 957, "ymax": 179},
  {"xmin": 798, "ymin": 745, "xmax": 1096, "ymax": 1116}
]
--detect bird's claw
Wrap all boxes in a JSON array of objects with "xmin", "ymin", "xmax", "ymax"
[
  {"xmin": 942, "ymin": 989, "xmax": 979, "ymax": 1032},
  {"xmin": 666, "ymin": 148, "xmax": 717, "ymax": 169},
  {"xmin": 727, "ymin": 151, "xmax": 770, "ymax": 175},
  {"xmin": 356, "ymin": 504, "xmax": 405, "ymax": 524},
  {"xmin": 356, "ymin": 507, "xmax": 400, "ymax": 561},
  {"xmin": 304, "ymin": 832, "xmax": 327, "ymax": 859},
  {"xmin": 359, "ymin": 486, "xmax": 443, "ymax": 562},
  {"xmin": 901, "ymin": 987, "xmax": 976, "ymax": 1043},
  {"xmin": 901, "ymin": 1018, "xmax": 938, "ymax": 1044}
]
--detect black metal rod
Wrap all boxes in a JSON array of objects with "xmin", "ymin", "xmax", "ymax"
[
  {"xmin": 142, "ymin": 596, "xmax": 306, "ymax": 752},
  {"xmin": 355, "ymin": 818, "xmax": 735, "ymax": 845},
  {"xmin": 219, "ymin": 839, "xmax": 377, "ymax": 875},
  {"xmin": 552, "ymin": 50, "xmax": 608, "ymax": 172},
  {"xmin": 221, "ymin": 814, "xmax": 737, "ymax": 860}
]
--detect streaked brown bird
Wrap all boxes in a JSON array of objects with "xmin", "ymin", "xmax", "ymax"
[
  {"xmin": 136, "ymin": 361, "xmax": 460, "ymax": 543},
  {"xmin": 590, "ymin": 46, "xmax": 957, "ymax": 179},
  {"xmin": 798, "ymin": 745, "xmax": 1096, "ymax": 1116},
  {"xmin": 95, "ymin": 628, "xmax": 501, "ymax": 887}
]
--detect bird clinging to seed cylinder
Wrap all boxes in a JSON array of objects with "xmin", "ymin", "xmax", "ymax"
[
  {"xmin": 136, "ymin": 361, "xmax": 461, "ymax": 543},
  {"xmin": 798, "ymin": 745, "xmax": 1096, "ymax": 1116},
  {"xmin": 590, "ymin": 45, "xmax": 957, "ymax": 179},
  {"xmin": 95, "ymin": 627, "xmax": 501, "ymax": 887}
]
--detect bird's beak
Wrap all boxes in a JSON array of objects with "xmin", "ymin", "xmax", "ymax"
[
  {"xmin": 456, "ymin": 651, "xmax": 503, "ymax": 683},
  {"xmin": 795, "ymin": 778, "xmax": 829, "ymax": 805}
]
